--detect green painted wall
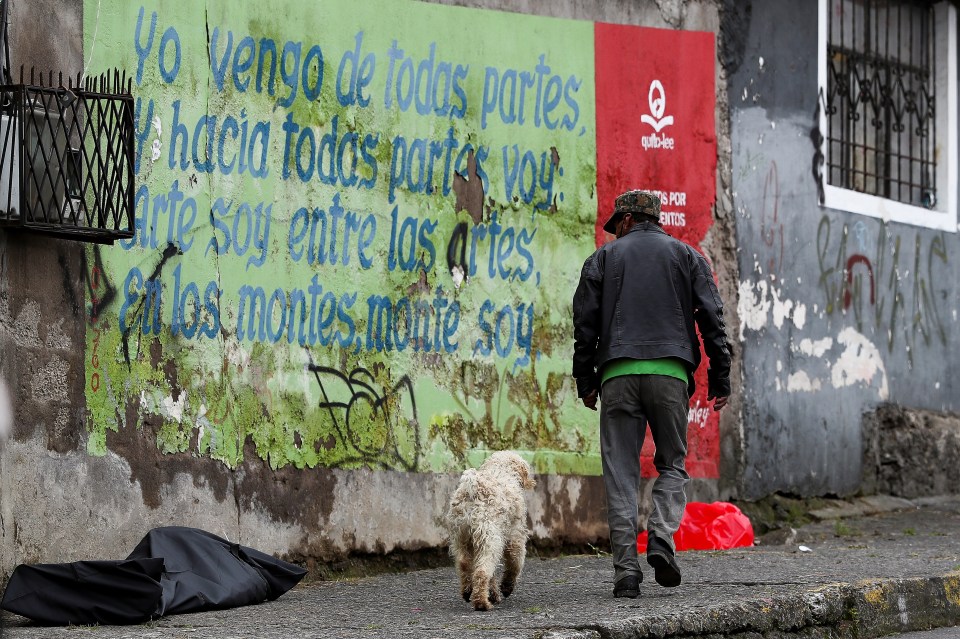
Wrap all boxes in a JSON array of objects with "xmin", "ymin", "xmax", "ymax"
[{"xmin": 83, "ymin": 0, "xmax": 601, "ymax": 475}]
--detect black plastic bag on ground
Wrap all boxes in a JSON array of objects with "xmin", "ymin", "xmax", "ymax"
[
  {"xmin": 1, "ymin": 526, "xmax": 306, "ymax": 625},
  {"xmin": 0, "ymin": 558, "xmax": 164, "ymax": 625},
  {"xmin": 126, "ymin": 526, "xmax": 307, "ymax": 616}
]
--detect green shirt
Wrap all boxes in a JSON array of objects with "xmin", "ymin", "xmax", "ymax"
[{"xmin": 601, "ymin": 357, "xmax": 689, "ymax": 385}]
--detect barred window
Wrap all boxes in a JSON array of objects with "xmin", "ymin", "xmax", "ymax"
[
  {"xmin": 818, "ymin": 0, "xmax": 957, "ymax": 231},
  {"xmin": 827, "ymin": 0, "xmax": 935, "ymax": 206}
]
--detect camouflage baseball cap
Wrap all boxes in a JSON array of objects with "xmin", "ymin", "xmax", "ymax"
[{"xmin": 602, "ymin": 190, "xmax": 662, "ymax": 233}]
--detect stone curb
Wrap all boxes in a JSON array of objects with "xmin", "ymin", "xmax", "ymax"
[
  {"xmin": 535, "ymin": 572, "xmax": 960, "ymax": 639},
  {"xmin": 808, "ymin": 495, "xmax": 917, "ymax": 521}
]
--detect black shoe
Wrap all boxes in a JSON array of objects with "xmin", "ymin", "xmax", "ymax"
[
  {"xmin": 646, "ymin": 535, "xmax": 682, "ymax": 587},
  {"xmin": 613, "ymin": 573, "xmax": 641, "ymax": 598}
]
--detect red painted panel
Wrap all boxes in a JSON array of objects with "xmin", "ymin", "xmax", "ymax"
[{"xmin": 594, "ymin": 23, "xmax": 719, "ymax": 479}]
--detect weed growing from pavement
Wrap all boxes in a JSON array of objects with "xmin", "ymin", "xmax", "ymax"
[
  {"xmin": 834, "ymin": 520, "xmax": 862, "ymax": 537},
  {"xmin": 903, "ymin": 527, "xmax": 917, "ymax": 536},
  {"xmin": 733, "ymin": 494, "xmax": 827, "ymax": 534},
  {"xmin": 524, "ymin": 606, "xmax": 544, "ymax": 613}
]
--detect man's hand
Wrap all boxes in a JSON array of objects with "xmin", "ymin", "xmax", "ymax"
[
  {"xmin": 708, "ymin": 392, "xmax": 729, "ymax": 411},
  {"xmin": 581, "ymin": 389, "xmax": 598, "ymax": 411}
]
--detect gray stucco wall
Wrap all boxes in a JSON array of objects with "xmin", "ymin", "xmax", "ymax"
[
  {"xmin": 0, "ymin": 0, "xmax": 90, "ymax": 584},
  {"xmin": 729, "ymin": 0, "xmax": 959, "ymax": 499}
]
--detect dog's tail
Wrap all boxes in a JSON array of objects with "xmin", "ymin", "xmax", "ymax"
[
  {"xmin": 455, "ymin": 468, "xmax": 479, "ymax": 499},
  {"xmin": 447, "ymin": 468, "xmax": 479, "ymax": 556},
  {"xmin": 455, "ymin": 469, "xmax": 505, "ymax": 554}
]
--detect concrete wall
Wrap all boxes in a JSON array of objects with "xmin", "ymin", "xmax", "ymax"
[
  {"xmin": 0, "ymin": 0, "xmax": 92, "ymax": 583},
  {"xmin": 862, "ymin": 404, "xmax": 960, "ymax": 498},
  {"xmin": 0, "ymin": 0, "xmax": 737, "ymax": 580},
  {"xmin": 728, "ymin": 0, "xmax": 959, "ymax": 499}
]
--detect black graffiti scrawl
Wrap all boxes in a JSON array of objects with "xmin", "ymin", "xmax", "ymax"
[{"xmin": 307, "ymin": 355, "xmax": 422, "ymax": 471}]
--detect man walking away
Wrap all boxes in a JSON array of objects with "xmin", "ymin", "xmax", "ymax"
[{"xmin": 572, "ymin": 190, "xmax": 731, "ymax": 598}]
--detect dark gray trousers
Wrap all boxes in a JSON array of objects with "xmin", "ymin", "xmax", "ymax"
[{"xmin": 599, "ymin": 374, "xmax": 690, "ymax": 584}]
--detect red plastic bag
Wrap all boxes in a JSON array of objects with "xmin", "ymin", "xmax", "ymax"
[{"xmin": 637, "ymin": 501, "xmax": 754, "ymax": 552}]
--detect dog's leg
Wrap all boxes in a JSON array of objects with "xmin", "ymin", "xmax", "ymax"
[
  {"xmin": 500, "ymin": 530, "xmax": 527, "ymax": 598},
  {"xmin": 488, "ymin": 577, "xmax": 503, "ymax": 604},
  {"xmin": 470, "ymin": 568, "xmax": 494, "ymax": 611},
  {"xmin": 455, "ymin": 537, "xmax": 474, "ymax": 602},
  {"xmin": 471, "ymin": 528, "xmax": 503, "ymax": 611}
]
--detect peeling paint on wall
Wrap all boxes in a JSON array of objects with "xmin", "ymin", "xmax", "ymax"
[
  {"xmin": 770, "ymin": 285, "xmax": 793, "ymax": 329},
  {"xmin": 739, "ymin": 278, "xmax": 890, "ymax": 399},
  {"xmin": 831, "ymin": 327, "xmax": 889, "ymax": 400},
  {"xmin": 796, "ymin": 337, "xmax": 833, "ymax": 358},
  {"xmin": 737, "ymin": 279, "xmax": 771, "ymax": 337},
  {"xmin": 792, "ymin": 303, "xmax": 807, "ymax": 329},
  {"xmin": 786, "ymin": 370, "xmax": 820, "ymax": 393},
  {"xmin": 737, "ymin": 278, "xmax": 807, "ymax": 339}
]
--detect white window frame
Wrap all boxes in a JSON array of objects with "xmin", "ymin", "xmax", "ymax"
[{"xmin": 818, "ymin": 0, "xmax": 958, "ymax": 232}]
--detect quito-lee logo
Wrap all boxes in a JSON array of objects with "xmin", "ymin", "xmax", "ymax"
[{"xmin": 640, "ymin": 79, "xmax": 675, "ymax": 151}]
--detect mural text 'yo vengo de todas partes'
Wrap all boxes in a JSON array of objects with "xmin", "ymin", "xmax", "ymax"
[{"xmin": 83, "ymin": 0, "xmax": 717, "ymax": 478}]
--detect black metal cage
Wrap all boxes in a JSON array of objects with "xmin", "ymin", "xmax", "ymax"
[{"xmin": 0, "ymin": 68, "xmax": 134, "ymax": 244}]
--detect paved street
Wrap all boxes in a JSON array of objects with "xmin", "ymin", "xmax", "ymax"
[{"xmin": 3, "ymin": 496, "xmax": 960, "ymax": 638}]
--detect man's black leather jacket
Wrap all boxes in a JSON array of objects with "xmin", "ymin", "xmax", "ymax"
[{"xmin": 572, "ymin": 221, "xmax": 732, "ymax": 399}]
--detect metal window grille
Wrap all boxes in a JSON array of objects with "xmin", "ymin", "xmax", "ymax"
[
  {"xmin": 0, "ymin": 68, "xmax": 134, "ymax": 244},
  {"xmin": 825, "ymin": 0, "xmax": 937, "ymax": 209}
]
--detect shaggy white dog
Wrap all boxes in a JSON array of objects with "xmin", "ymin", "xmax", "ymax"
[{"xmin": 446, "ymin": 451, "xmax": 536, "ymax": 611}]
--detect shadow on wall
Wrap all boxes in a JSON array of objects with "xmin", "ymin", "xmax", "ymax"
[{"xmin": 861, "ymin": 404, "xmax": 960, "ymax": 498}]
